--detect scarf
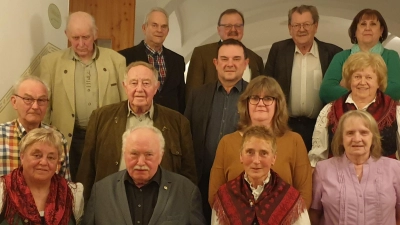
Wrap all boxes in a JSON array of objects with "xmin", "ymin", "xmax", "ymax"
[
  {"xmin": 3, "ymin": 167, "xmax": 73, "ymax": 225},
  {"xmin": 328, "ymin": 90, "xmax": 397, "ymax": 133},
  {"xmin": 350, "ymin": 42, "xmax": 384, "ymax": 55},
  {"xmin": 213, "ymin": 170, "xmax": 305, "ymax": 225}
]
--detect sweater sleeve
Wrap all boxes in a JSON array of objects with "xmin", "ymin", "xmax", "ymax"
[
  {"xmin": 319, "ymin": 50, "xmax": 350, "ymax": 103},
  {"xmin": 382, "ymin": 49, "xmax": 400, "ymax": 100}
]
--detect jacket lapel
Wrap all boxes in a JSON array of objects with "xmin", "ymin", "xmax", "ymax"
[
  {"xmin": 200, "ymin": 82, "xmax": 216, "ymax": 141},
  {"xmin": 116, "ymin": 172, "xmax": 134, "ymax": 225},
  {"xmin": 148, "ymin": 169, "xmax": 172, "ymax": 225},
  {"xmin": 61, "ymin": 53, "xmax": 76, "ymax": 112},
  {"xmin": 285, "ymin": 41, "xmax": 295, "ymax": 84},
  {"xmin": 95, "ymin": 49, "xmax": 110, "ymax": 106},
  {"xmin": 114, "ymin": 101, "xmax": 129, "ymax": 156},
  {"xmin": 316, "ymin": 39, "xmax": 329, "ymax": 75}
]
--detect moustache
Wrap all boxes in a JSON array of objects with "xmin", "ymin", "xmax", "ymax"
[{"xmin": 133, "ymin": 165, "xmax": 150, "ymax": 171}]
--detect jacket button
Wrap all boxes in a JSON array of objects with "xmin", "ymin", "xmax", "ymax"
[
  {"xmin": 68, "ymin": 133, "xmax": 72, "ymax": 137},
  {"xmin": 72, "ymin": 114, "xmax": 75, "ymax": 117},
  {"xmin": 103, "ymin": 68, "xmax": 107, "ymax": 71},
  {"xmin": 64, "ymin": 70, "xmax": 67, "ymax": 74}
]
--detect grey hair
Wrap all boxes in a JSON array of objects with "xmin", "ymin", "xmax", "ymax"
[
  {"xmin": 13, "ymin": 75, "xmax": 50, "ymax": 96},
  {"xmin": 124, "ymin": 61, "xmax": 159, "ymax": 83},
  {"xmin": 66, "ymin": 11, "xmax": 98, "ymax": 36},
  {"xmin": 143, "ymin": 7, "xmax": 169, "ymax": 25},
  {"xmin": 20, "ymin": 128, "xmax": 64, "ymax": 160},
  {"xmin": 122, "ymin": 125, "xmax": 165, "ymax": 153}
]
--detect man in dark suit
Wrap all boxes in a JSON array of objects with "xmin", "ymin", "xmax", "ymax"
[
  {"xmin": 82, "ymin": 125, "xmax": 206, "ymax": 225},
  {"xmin": 77, "ymin": 61, "xmax": 197, "ymax": 202},
  {"xmin": 186, "ymin": 8, "xmax": 264, "ymax": 99},
  {"xmin": 264, "ymin": 5, "xmax": 342, "ymax": 151},
  {"xmin": 185, "ymin": 39, "xmax": 249, "ymax": 223},
  {"xmin": 119, "ymin": 7, "xmax": 185, "ymax": 114}
]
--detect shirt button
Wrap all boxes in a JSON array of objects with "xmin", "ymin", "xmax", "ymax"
[
  {"xmin": 88, "ymin": 103, "xmax": 91, "ymax": 106},
  {"xmin": 139, "ymin": 118, "xmax": 142, "ymax": 122},
  {"xmin": 87, "ymin": 89, "xmax": 90, "ymax": 92},
  {"xmin": 137, "ymin": 221, "xmax": 141, "ymax": 224},
  {"xmin": 138, "ymin": 204, "xmax": 141, "ymax": 207},
  {"xmin": 140, "ymin": 189, "xmax": 142, "ymax": 192}
]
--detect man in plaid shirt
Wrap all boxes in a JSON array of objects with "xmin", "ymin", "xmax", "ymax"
[{"xmin": 0, "ymin": 76, "xmax": 71, "ymax": 180}]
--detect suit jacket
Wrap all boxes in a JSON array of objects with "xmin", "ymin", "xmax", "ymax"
[
  {"xmin": 119, "ymin": 41, "xmax": 186, "ymax": 114},
  {"xmin": 186, "ymin": 42, "xmax": 264, "ymax": 99},
  {"xmin": 184, "ymin": 81, "xmax": 247, "ymax": 180},
  {"xmin": 39, "ymin": 47, "xmax": 126, "ymax": 146},
  {"xmin": 76, "ymin": 101, "xmax": 197, "ymax": 202},
  {"xmin": 82, "ymin": 168, "xmax": 206, "ymax": 225},
  {"xmin": 264, "ymin": 38, "xmax": 342, "ymax": 101}
]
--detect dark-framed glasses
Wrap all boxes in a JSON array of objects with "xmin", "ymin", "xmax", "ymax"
[
  {"xmin": 291, "ymin": 23, "xmax": 314, "ymax": 30},
  {"xmin": 14, "ymin": 94, "xmax": 49, "ymax": 106},
  {"xmin": 218, "ymin": 24, "xmax": 244, "ymax": 30},
  {"xmin": 248, "ymin": 95, "xmax": 275, "ymax": 106}
]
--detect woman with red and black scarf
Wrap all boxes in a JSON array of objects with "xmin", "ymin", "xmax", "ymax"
[
  {"xmin": 308, "ymin": 51, "xmax": 399, "ymax": 169},
  {"xmin": 0, "ymin": 128, "xmax": 83, "ymax": 225},
  {"xmin": 212, "ymin": 126, "xmax": 310, "ymax": 225}
]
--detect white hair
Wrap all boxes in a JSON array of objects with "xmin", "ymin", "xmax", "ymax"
[{"xmin": 122, "ymin": 125, "xmax": 165, "ymax": 153}]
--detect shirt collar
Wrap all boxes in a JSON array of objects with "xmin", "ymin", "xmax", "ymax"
[
  {"xmin": 341, "ymin": 153, "xmax": 375, "ymax": 165},
  {"xmin": 124, "ymin": 166, "xmax": 162, "ymax": 186},
  {"xmin": 126, "ymin": 100, "xmax": 154, "ymax": 119},
  {"xmin": 294, "ymin": 40, "xmax": 319, "ymax": 58},
  {"xmin": 15, "ymin": 119, "xmax": 45, "ymax": 139},
  {"xmin": 345, "ymin": 93, "xmax": 376, "ymax": 110},
  {"xmin": 216, "ymin": 79, "xmax": 244, "ymax": 92},
  {"xmin": 244, "ymin": 171, "xmax": 271, "ymax": 190},
  {"xmin": 68, "ymin": 44, "xmax": 99, "ymax": 61},
  {"xmin": 144, "ymin": 41, "xmax": 163, "ymax": 55}
]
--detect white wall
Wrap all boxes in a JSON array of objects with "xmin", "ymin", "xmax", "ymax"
[{"xmin": 0, "ymin": 0, "xmax": 69, "ymax": 122}]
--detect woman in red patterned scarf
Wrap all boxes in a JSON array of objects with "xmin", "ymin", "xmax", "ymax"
[
  {"xmin": 0, "ymin": 128, "xmax": 83, "ymax": 224},
  {"xmin": 212, "ymin": 126, "xmax": 310, "ymax": 225},
  {"xmin": 308, "ymin": 51, "xmax": 399, "ymax": 169}
]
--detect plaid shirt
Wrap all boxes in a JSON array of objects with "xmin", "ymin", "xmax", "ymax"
[
  {"xmin": 0, "ymin": 119, "xmax": 71, "ymax": 180},
  {"xmin": 144, "ymin": 42, "xmax": 167, "ymax": 87}
]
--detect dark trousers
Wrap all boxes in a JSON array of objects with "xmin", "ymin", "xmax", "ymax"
[
  {"xmin": 288, "ymin": 117, "xmax": 316, "ymax": 151},
  {"xmin": 198, "ymin": 172, "xmax": 211, "ymax": 225},
  {"xmin": 70, "ymin": 126, "xmax": 86, "ymax": 182}
]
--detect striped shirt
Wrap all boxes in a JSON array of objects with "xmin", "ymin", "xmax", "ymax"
[{"xmin": 0, "ymin": 119, "xmax": 71, "ymax": 180}]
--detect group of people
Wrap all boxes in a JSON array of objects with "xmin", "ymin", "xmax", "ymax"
[{"xmin": 0, "ymin": 3, "xmax": 399, "ymax": 225}]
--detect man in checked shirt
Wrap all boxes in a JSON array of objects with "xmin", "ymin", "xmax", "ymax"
[
  {"xmin": 119, "ymin": 7, "xmax": 186, "ymax": 114},
  {"xmin": 0, "ymin": 76, "xmax": 71, "ymax": 180}
]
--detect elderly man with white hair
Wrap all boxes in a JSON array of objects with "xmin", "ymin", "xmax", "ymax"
[
  {"xmin": 82, "ymin": 125, "xmax": 206, "ymax": 225},
  {"xmin": 39, "ymin": 11, "xmax": 126, "ymax": 181}
]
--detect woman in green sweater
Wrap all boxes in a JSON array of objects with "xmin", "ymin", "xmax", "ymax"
[{"xmin": 320, "ymin": 9, "xmax": 400, "ymax": 103}]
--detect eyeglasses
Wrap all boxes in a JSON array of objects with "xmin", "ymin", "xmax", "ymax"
[
  {"xmin": 290, "ymin": 23, "xmax": 314, "ymax": 30},
  {"xmin": 218, "ymin": 24, "xmax": 244, "ymax": 30},
  {"xmin": 248, "ymin": 95, "xmax": 275, "ymax": 106},
  {"xmin": 14, "ymin": 94, "xmax": 49, "ymax": 106}
]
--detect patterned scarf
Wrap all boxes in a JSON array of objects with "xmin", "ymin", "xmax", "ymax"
[
  {"xmin": 3, "ymin": 167, "xmax": 73, "ymax": 224},
  {"xmin": 328, "ymin": 90, "xmax": 397, "ymax": 133},
  {"xmin": 213, "ymin": 170, "xmax": 305, "ymax": 225}
]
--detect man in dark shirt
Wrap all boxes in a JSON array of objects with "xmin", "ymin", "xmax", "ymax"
[
  {"xmin": 82, "ymin": 125, "xmax": 206, "ymax": 225},
  {"xmin": 185, "ymin": 38, "xmax": 249, "ymax": 222}
]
